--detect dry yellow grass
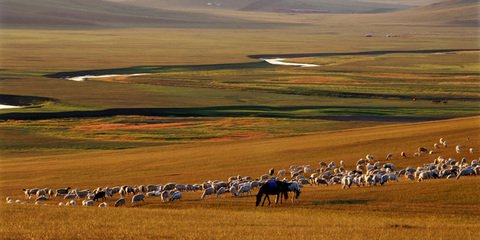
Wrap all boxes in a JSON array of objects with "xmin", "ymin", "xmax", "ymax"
[{"xmin": 1, "ymin": 117, "xmax": 479, "ymax": 239}]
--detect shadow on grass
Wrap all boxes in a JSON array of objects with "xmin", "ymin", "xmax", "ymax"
[
  {"xmin": 0, "ymin": 105, "xmax": 452, "ymax": 121},
  {"xmin": 312, "ymin": 199, "xmax": 369, "ymax": 205}
]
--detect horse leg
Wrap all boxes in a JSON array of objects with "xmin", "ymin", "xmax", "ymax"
[{"xmin": 261, "ymin": 194, "xmax": 267, "ymax": 206}]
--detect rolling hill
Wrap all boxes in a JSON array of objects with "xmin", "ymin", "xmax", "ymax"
[
  {"xmin": 0, "ymin": 0, "xmax": 274, "ymax": 28},
  {"xmin": 377, "ymin": 0, "xmax": 479, "ymax": 26},
  {"xmin": 112, "ymin": 0, "xmax": 410, "ymax": 13}
]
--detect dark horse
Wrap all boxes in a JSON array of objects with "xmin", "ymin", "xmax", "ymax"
[{"xmin": 255, "ymin": 181, "xmax": 300, "ymax": 207}]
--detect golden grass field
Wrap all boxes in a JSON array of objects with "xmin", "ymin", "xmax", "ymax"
[
  {"xmin": 1, "ymin": 1, "xmax": 479, "ymax": 239},
  {"xmin": 1, "ymin": 117, "xmax": 479, "ymax": 239}
]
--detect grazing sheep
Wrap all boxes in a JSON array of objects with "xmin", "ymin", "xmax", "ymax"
[
  {"xmin": 73, "ymin": 189, "xmax": 89, "ymax": 199},
  {"xmin": 456, "ymin": 167, "xmax": 475, "ymax": 179},
  {"xmin": 112, "ymin": 198, "xmax": 125, "ymax": 207},
  {"xmin": 82, "ymin": 200, "xmax": 94, "ymax": 206},
  {"xmin": 328, "ymin": 161, "xmax": 335, "ymax": 169},
  {"xmin": 216, "ymin": 187, "xmax": 226, "ymax": 197},
  {"xmin": 160, "ymin": 191, "xmax": 170, "ymax": 202},
  {"xmin": 319, "ymin": 162, "xmax": 327, "ymax": 167},
  {"xmin": 472, "ymin": 160, "xmax": 478, "ymax": 167},
  {"xmin": 36, "ymin": 189, "xmax": 47, "ymax": 197},
  {"xmin": 98, "ymin": 202, "xmax": 108, "ymax": 208},
  {"xmin": 366, "ymin": 155, "xmax": 374, "ymax": 161},
  {"xmin": 442, "ymin": 140, "xmax": 448, "ymax": 148},
  {"xmin": 170, "ymin": 191, "xmax": 182, "ymax": 202},
  {"xmin": 469, "ymin": 148, "xmax": 474, "ymax": 154},
  {"xmin": 405, "ymin": 174, "xmax": 415, "ymax": 181},
  {"xmin": 260, "ymin": 174, "xmax": 269, "ymax": 181},
  {"xmin": 201, "ymin": 188, "xmax": 215, "ymax": 199},
  {"xmin": 314, "ymin": 177, "xmax": 329, "ymax": 186},
  {"xmin": 58, "ymin": 202, "xmax": 64, "ymax": 206},
  {"xmin": 401, "ymin": 152, "xmax": 407, "ymax": 158},
  {"xmin": 67, "ymin": 200, "xmax": 77, "ymax": 206},
  {"xmin": 277, "ymin": 169, "xmax": 286, "ymax": 177},
  {"xmin": 429, "ymin": 150, "xmax": 435, "ymax": 155},
  {"xmin": 386, "ymin": 153, "xmax": 393, "ymax": 161},
  {"xmin": 229, "ymin": 186, "xmax": 237, "ymax": 196},
  {"xmin": 268, "ymin": 168, "xmax": 275, "ymax": 176},
  {"xmin": 93, "ymin": 191, "xmax": 106, "ymax": 202},
  {"xmin": 175, "ymin": 184, "xmax": 187, "ymax": 192},
  {"xmin": 63, "ymin": 193, "xmax": 76, "ymax": 199},
  {"xmin": 55, "ymin": 187, "xmax": 71, "ymax": 196},
  {"xmin": 414, "ymin": 152, "xmax": 421, "ymax": 157},
  {"xmin": 456, "ymin": 145, "xmax": 462, "ymax": 154},
  {"xmin": 341, "ymin": 176, "xmax": 352, "ymax": 189},
  {"xmin": 35, "ymin": 196, "xmax": 49, "ymax": 201},
  {"xmin": 357, "ymin": 159, "xmax": 366, "ymax": 165},
  {"xmin": 236, "ymin": 184, "xmax": 252, "ymax": 196},
  {"xmin": 434, "ymin": 143, "xmax": 441, "ymax": 149},
  {"xmin": 131, "ymin": 194, "xmax": 145, "ymax": 206},
  {"xmin": 418, "ymin": 147, "xmax": 429, "ymax": 153}
]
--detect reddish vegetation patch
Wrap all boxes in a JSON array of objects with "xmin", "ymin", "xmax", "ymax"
[
  {"xmin": 285, "ymin": 77, "xmax": 368, "ymax": 85},
  {"xmin": 73, "ymin": 122, "xmax": 203, "ymax": 131},
  {"xmin": 287, "ymin": 77, "xmax": 334, "ymax": 83},
  {"xmin": 206, "ymin": 133, "xmax": 270, "ymax": 142},
  {"xmin": 361, "ymin": 73, "xmax": 477, "ymax": 80}
]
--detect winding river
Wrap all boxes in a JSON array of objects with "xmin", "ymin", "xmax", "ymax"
[
  {"xmin": 53, "ymin": 49, "xmax": 477, "ymax": 82},
  {"xmin": 0, "ymin": 104, "xmax": 22, "ymax": 110},
  {"xmin": 66, "ymin": 73, "xmax": 151, "ymax": 82}
]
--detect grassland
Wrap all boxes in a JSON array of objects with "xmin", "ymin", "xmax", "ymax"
[
  {"xmin": 0, "ymin": 1, "xmax": 479, "ymax": 238},
  {"xmin": 1, "ymin": 117, "xmax": 479, "ymax": 239}
]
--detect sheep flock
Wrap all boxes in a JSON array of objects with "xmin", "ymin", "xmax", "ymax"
[{"xmin": 7, "ymin": 138, "xmax": 479, "ymax": 208}]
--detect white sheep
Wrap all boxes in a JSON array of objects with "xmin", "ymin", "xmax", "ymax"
[
  {"xmin": 82, "ymin": 200, "xmax": 94, "ymax": 206},
  {"xmin": 385, "ymin": 153, "xmax": 393, "ymax": 160},
  {"xmin": 236, "ymin": 184, "xmax": 251, "ymax": 196},
  {"xmin": 215, "ymin": 187, "xmax": 226, "ymax": 198},
  {"xmin": 455, "ymin": 145, "xmax": 462, "ymax": 154},
  {"xmin": 98, "ymin": 202, "xmax": 108, "ymax": 208},
  {"xmin": 469, "ymin": 148, "xmax": 474, "ymax": 154},
  {"xmin": 114, "ymin": 198, "xmax": 125, "ymax": 207},
  {"xmin": 131, "ymin": 193, "xmax": 145, "ymax": 206},
  {"xmin": 341, "ymin": 176, "xmax": 352, "ymax": 189},
  {"xmin": 277, "ymin": 169, "xmax": 286, "ymax": 177},
  {"xmin": 170, "ymin": 191, "xmax": 182, "ymax": 202},
  {"xmin": 229, "ymin": 186, "xmax": 237, "ymax": 196},
  {"xmin": 201, "ymin": 187, "xmax": 215, "ymax": 199},
  {"xmin": 35, "ymin": 196, "xmax": 49, "ymax": 201},
  {"xmin": 160, "ymin": 191, "xmax": 170, "ymax": 202}
]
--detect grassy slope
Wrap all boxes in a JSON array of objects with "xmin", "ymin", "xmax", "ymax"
[
  {"xmin": 0, "ymin": 117, "xmax": 479, "ymax": 239},
  {"xmin": 1, "ymin": 116, "xmax": 478, "ymax": 191},
  {"xmin": 0, "ymin": 0, "xmax": 268, "ymax": 28},
  {"xmin": 364, "ymin": 0, "xmax": 480, "ymax": 26}
]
